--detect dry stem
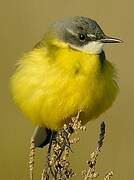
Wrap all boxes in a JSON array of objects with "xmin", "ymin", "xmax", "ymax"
[
  {"xmin": 42, "ymin": 111, "xmax": 85, "ymax": 179},
  {"xmin": 29, "ymin": 113, "xmax": 114, "ymax": 180},
  {"xmin": 29, "ymin": 137, "xmax": 35, "ymax": 180}
]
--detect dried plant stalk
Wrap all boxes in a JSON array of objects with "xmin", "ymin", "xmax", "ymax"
[
  {"xmin": 29, "ymin": 112, "xmax": 114, "ymax": 180},
  {"xmin": 82, "ymin": 122, "xmax": 114, "ymax": 180},
  {"xmin": 42, "ymin": 111, "xmax": 86, "ymax": 180},
  {"xmin": 29, "ymin": 137, "xmax": 35, "ymax": 180},
  {"xmin": 83, "ymin": 122, "xmax": 105, "ymax": 180},
  {"xmin": 104, "ymin": 171, "xmax": 114, "ymax": 180}
]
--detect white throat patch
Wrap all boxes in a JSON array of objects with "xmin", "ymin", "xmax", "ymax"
[{"xmin": 70, "ymin": 41, "xmax": 104, "ymax": 54}]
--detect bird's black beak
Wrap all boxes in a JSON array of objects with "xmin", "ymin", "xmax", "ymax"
[{"xmin": 99, "ymin": 35, "xmax": 123, "ymax": 43}]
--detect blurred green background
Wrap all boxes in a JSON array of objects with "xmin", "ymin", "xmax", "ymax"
[{"xmin": 0, "ymin": 0, "xmax": 133, "ymax": 179}]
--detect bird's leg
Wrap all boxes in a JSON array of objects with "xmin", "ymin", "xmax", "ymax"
[{"xmin": 48, "ymin": 131, "xmax": 57, "ymax": 155}]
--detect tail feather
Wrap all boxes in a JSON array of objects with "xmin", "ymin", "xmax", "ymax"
[{"xmin": 32, "ymin": 126, "xmax": 52, "ymax": 148}]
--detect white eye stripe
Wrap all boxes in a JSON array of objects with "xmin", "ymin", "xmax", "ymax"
[
  {"xmin": 66, "ymin": 28, "xmax": 78, "ymax": 36},
  {"xmin": 66, "ymin": 28, "xmax": 97, "ymax": 40},
  {"xmin": 87, "ymin": 34, "xmax": 96, "ymax": 38}
]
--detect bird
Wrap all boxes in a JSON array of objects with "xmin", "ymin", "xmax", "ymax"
[{"xmin": 10, "ymin": 16, "xmax": 122, "ymax": 148}]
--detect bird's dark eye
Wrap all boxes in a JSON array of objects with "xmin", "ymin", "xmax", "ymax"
[{"xmin": 78, "ymin": 34, "xmax": 86, "ymax": 41}]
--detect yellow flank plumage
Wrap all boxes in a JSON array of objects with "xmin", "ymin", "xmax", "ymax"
[{"xmin": 11, "ymin": 37, "xmax": 118, "ymax": 131}]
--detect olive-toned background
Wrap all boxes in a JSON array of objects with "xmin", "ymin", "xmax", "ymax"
[{"xmin": 0, "ymin": 0, "xmax": 133, "ymax": 179}]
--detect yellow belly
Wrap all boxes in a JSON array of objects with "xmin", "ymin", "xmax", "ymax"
[{"xmin": 11, "ymin": 46, "xmax": 118, "ymax": 131}]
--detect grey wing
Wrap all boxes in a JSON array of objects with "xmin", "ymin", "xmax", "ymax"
[{"xmin": 32, "ymin": 126, "xmax": 52, "ymax": 148}]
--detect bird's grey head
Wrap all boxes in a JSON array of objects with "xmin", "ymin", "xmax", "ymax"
[{"xmin": 52, "ymin": 16, "xmax": 122, "ymax": 54}]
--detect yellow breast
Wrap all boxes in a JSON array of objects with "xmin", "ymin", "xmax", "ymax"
[{"xmin": 11, "ymin": 43, "xmax": 119, "ymax": 131}]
